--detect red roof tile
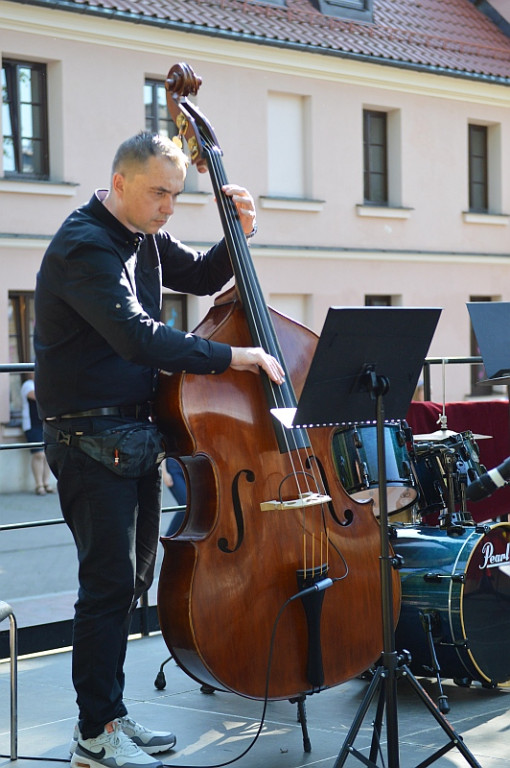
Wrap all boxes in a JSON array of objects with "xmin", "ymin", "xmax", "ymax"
[{"xmin": 35, "ymin": 0, "xmax": 510, "ymax": 80}]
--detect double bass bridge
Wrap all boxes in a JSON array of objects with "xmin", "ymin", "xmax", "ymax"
[{"xmin": 260, "ymin": 491, "xmax": 331, "ymax": 512}]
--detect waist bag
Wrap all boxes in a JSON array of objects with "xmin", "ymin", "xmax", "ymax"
[{"xmin": 54, "ymin": 422, "xmax": 167, "ymax": 478}]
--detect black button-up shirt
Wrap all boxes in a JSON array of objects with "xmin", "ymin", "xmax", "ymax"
[{"xmin": 34, "ymin": 192, "xmax": 234, "ymax": 419}]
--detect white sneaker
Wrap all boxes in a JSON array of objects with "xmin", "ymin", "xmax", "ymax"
[
  {"xmin": 70, "ymin": 719, "xmax": 163, "ymax": 768},
  {"xmin": 70, "ymin": 716, "xmax": 176, "ymax": 757},
  {"xmin": 119, "ymin": 716, "xmax": 176, "ymax": 754}
]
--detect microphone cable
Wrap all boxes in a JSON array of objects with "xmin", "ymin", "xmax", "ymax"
[
  {"xmin": 1, "ymin": 578, "xmax": 339, "ymax": 767},
  {"xmin": 159, "ymin": 576, "xmax": 338, "ymax": 768}
]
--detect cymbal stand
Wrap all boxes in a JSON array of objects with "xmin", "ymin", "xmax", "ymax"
[
  {"xmin": 333, "ymin": 370, "xmax": 483, "ymax": 768},
  {"xmin": 436, "ymin": 444, "xmax": 475, "ymax": 532}
]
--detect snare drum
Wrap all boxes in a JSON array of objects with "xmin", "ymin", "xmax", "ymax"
[
  {"xmin": 392, "ymin": 523, "xmax": 510, "ymax": 685},
  {"xmin": 332, "ymin": 423, "xmax": 417, "ymax": 517},
  {"xmin": 412, "ymin": 431, "xmax": 485, "ymax": 516}
]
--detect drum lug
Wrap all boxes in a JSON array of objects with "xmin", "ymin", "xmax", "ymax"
[
  {"xmin": 441, "ymin": 639, "xmax": 469, "ymax": 650},
  {"xmin": 423, "ymin": 571, "xmax": 465, "ymax": 583},
  {"xmin": 475, "ymin": 523, "xmax": 492, "ymax": 534},
  {"xmin": 423, "ymin": 572, "xmax": 445, "ymax": 583}
]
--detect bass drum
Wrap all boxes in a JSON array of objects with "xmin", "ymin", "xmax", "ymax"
[{"xmin": 392, "ymin": 523, "xmax": 510, "ymax": 686}]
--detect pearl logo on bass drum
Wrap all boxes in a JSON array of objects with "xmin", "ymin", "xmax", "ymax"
[{"xmin": 479, "ymin": 540, "xmax": 510, "ymax": 570}]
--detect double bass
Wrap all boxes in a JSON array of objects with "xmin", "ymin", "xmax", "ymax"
[{"xmin": 156, "ymin": 63, "xmax": 400, "ymax": 701}]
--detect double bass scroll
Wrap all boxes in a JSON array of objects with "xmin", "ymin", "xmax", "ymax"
[{"xmin": 155, "ymin": 62, "xmax": 400, "ymax": 700}]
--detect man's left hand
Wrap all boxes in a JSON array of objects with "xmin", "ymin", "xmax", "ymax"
[{"xmin": 222, "ymin": 184, "xmax": 257, "ymax": 236}]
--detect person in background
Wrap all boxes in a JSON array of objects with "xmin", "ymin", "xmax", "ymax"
[
  {"xmin": 20, "ymin": 372, "xmax": 54, "ymax": 495},
  {"xmin": 34, "ymin": 131, "xmax": 284, "ymax": 768},
  {"xmin": 161, "ymin": 457, "xmax": 187, "ymax": 536}
]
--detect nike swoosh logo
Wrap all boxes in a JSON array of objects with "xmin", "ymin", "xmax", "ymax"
[{"xmin": 77, "ymin": 745, "xmax": 106, "ymax": 760}]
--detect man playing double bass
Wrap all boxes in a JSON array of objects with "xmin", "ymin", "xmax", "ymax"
[{"xmin": 34, "ymin": 130, "xmax": 284, "ymax": 768}]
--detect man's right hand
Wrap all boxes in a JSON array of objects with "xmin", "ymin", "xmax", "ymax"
[{"xmin": 230, "ymin": 347, "xmax": 285, "ymax": 385}]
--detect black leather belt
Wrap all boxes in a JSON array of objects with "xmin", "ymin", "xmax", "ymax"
[{"xmin": 45, "ymin": 403, "xmax": 153, "ymax": 421}]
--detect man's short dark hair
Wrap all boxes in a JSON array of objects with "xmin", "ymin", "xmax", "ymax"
[{"xmin": 112, "ymin": 131, "xmax": 189, "ymax": 176}]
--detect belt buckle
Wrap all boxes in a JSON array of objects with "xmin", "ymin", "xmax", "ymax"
[{"xmin": 58, "ymin": 431, "xmax": 72, "ymax": 446}]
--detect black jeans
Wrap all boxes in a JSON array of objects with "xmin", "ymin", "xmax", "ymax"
[{"xmin": 44, "ymin": 416, "xmax": 162, "ymax": 739}]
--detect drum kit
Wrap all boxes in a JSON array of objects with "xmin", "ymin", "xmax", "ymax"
[{"xmin": 333, "ymin": 418, "xmax": 510, "ymax": 692}]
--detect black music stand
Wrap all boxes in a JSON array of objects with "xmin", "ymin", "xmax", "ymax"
[
  {"xmin": 467, "ymin": 302, "xmax": 510, "ymax": 429},
  {"xmin": 467, "ymin": 301, "xmax": 510, "ymax": 385},
  {"xmin": 273, "ymin": 306, "xmax": 482, "ymax": 768}
]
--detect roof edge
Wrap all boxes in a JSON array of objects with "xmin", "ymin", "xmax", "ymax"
[
  {"xmin": 5, "ymin": 0, "xmax": 510, "ymax": 86},
  {"xmin": 469, "ymin": 0, "xmax": 510, "ymax": 39}
]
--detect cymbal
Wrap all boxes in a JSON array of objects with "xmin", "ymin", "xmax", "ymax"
[{"xmin": 413, "ymin": 428, "xmax": 492, "ymax": 441}]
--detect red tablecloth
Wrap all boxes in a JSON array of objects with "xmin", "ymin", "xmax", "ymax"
[{"xmin": 406, "ymin": 400, "xmax": 510, "ymax": 522}]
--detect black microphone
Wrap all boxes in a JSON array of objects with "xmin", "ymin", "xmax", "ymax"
[{"xmin": 466, "ymin": 456, "xmax": 510, "ymax": 502}]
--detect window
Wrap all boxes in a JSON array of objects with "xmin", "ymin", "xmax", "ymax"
[
  {"xmin": 363, "ymin": 110, "xmax": 388, "ymax": 205},
  {"xmin": 144, "ymin": 78, "xmax": 198, "ymax": 191},
  {"xmin": 8, "ymin": 291, "xmax": 35, "ymax": 423},
  {"xmin": 468, "ymin": 125, "xmax": 488, "ymax": 212},
  {"xmin": 2, "ymin": 60, "xmax": 49, "ymax": 179},
  {"xmin": 309, "ymin": 0, "xmax": 372, "ymax": 22},
  {"xmin": 365, "ymin": 295, "xmax": 392, "ymax": 306},
  {"xmin": 267, "ymin": 92, "xmax": 309, "ymax": 198},
  {"xmin": 144, "ymin": 79, "xmax": 176, "ymax": 139}
]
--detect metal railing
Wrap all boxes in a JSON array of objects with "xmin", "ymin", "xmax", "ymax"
[
  {"xmin": 0, "ymin": 354, "xmax": 495, "ymax": 658},
  {"xmin": 0, "ymin": 362, "xmax": 184, "ymax": 658},
  {"xmin": 422, "ymin": 356, "xmax": 484, "ymax": 401}
]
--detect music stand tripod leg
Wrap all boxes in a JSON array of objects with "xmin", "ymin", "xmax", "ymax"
[
  {"xmin": 333, "ymin": 376, "xmax": 483, "ymax": 768},
  {"xmin": 333, "ymin": 665, "xmax": 385, "ymax": 767},
  {"xmin": 399, "ymin": 667, "xmax": 483, "ymax": 768}
]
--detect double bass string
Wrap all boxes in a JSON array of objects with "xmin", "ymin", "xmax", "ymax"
[
  {"xmin": 158, "ymin": 63, "xmax": 386, "ymax": 710},
  {"xmin": 205, "ymin": 140, "xmax": 334, "ymax": 577}
]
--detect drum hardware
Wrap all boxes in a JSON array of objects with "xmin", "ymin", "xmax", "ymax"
[
  {"xmin": 419, "ymin": 607, "xmax": 495, "ymax": 697},
  {"xmin": 424, "ymin": 572, "xmax": 465, "ymax": 583},
  {"xmin": 440, "ymin": 449, "xmax": 466, "ymax": 533},
  {"xmin": 411, "ymin": 431, "xmax": 486, "ymax": 533},
  {"xmin": 475, "ymin": 523, "xmax": 492, "ymax": 534},
  {"xmin": 420, "ymin": 611, "xmax": 450, "ymax": 715}
]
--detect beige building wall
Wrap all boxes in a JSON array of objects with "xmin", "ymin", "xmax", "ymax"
[{"xmin": 1, "ymin": 1, "xmax": 510, "ymax": 488}]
